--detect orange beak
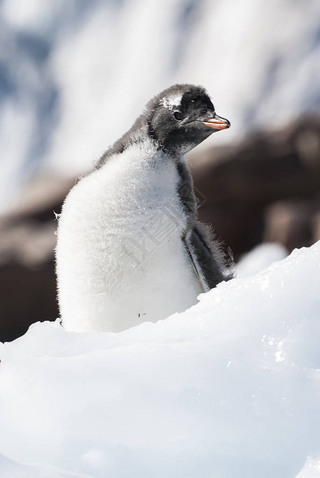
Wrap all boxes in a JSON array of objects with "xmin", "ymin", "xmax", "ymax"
[{"xmin": 202, "ymin": 114, "xmax": 230, "ymax": 131}]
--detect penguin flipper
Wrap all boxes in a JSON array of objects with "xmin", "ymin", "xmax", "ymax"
[{"xmin": 184, "ymin": 223, "xmax": 229, "ymax": 292}]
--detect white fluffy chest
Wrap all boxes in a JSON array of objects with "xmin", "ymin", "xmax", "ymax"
[
  {"xmin": 63, "ymin": 142, "xmax": 185, "ymax": 237},
  {"xmin": 57, "ymin": 142, "xmax": 188, "ymax": 284},
  {"xmin": 56, "ymin": 141, "xmax": 201, "ymax": 332}
]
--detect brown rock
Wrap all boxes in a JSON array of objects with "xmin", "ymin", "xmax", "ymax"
[
  {"xmin": 264, "ymin": 199, "xmax": 320, "ymax": 251},
  {"xmin": 0, "ymin": 175, "xmax": 74, "ymax": 342}
]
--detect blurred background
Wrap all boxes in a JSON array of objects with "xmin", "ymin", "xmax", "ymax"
[{"xmin": 1, "ymin": 0, "xmax": 320, "ymax": 341}]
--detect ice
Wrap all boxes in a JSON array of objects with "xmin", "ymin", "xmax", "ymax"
[{"xmin": 0, "ymin": 241, "xmax": 320, "ymax": 477}]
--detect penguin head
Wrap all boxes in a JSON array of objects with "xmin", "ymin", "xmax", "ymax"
[{"xmin": 147, "ymin": 84, "xmax": 230, "ymax": 154}]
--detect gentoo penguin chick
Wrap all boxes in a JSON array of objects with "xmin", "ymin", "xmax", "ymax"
[{"xmin": 56, "ymin": 84, "xmax": 231, "ymax": 333}]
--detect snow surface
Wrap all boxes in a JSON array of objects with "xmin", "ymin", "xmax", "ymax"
[{"xmin": 0, "ymin": 241, "xmax": 320, "ymax": 477}]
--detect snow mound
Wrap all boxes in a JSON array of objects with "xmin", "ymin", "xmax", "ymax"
[
  {"xmin": 0, "ymin": 242, "xmax": 320, "ymax": 478},
  {"xmin": 236, "ymin": 242, "xmax": 288, "ymax": 277}
]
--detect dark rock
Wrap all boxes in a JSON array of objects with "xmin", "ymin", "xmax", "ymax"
[
  {"xmin": 0, "ymin": 175, "xmax": 74, "ymax": 342},
  {"xmin": 0, "ymin": 260, "xmax": 57, "ymax": 341},
  {"xmin": 264, "ymin": 198, "xmax": 320, "ymax": 252}
]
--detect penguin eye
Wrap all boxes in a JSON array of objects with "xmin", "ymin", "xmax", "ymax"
[{"xmin": 173, "ymin": 111, "xmax": 182, "ymax": 121}]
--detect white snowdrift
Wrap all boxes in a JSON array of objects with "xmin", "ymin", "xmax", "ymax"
[{"xmin": 0, "ymin": 242, "xmax": 320, "ymax": 478}]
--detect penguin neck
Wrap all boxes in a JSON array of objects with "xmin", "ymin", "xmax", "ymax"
[
  {"xmin": 96, "ymin": 115, "xmax": 148, "ymax": 168},
  {"xmin": 96, "ymin": 117, "xmax": 188, "ymax": 170},
  {"xmin": 147, "ymin": 119, "xmax": 197, "ymax": 158}
]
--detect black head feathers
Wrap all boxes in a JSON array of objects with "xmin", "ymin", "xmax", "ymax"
[
  {"xmin": 146, "ymin": 84, "xmax": 230, "ymax": 153},
  {"xmin": 97, "ymin": 84, "xmax": 230, "ymax": 166}
]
